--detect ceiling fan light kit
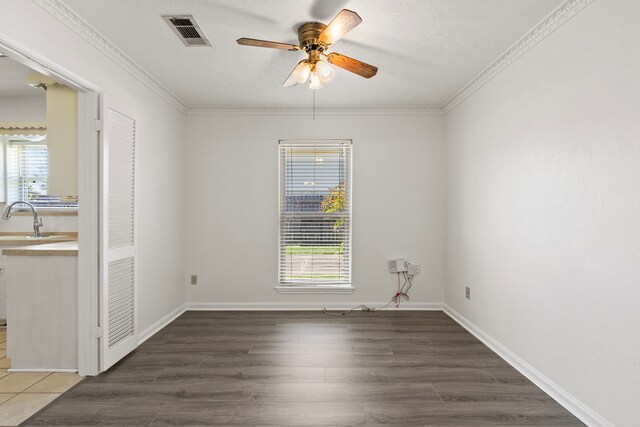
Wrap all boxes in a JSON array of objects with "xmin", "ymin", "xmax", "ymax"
[
  {"xmin": 237, "ymin": 9, "xmax": 378, "ymax": 90},
  {"xmin": 288, "ymin": 58, "xmax": 335, "ymax": 90}
]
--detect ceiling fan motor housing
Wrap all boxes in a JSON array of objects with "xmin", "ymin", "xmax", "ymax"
[
  {"xmin": 298, "ymin": 22, "xmax": 328, "ymax": 53},
  {"xmin": 237, "ymin": 9, "xmax": 377, "ymax": 84}
]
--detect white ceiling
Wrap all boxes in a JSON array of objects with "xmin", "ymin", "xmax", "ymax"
[
  {"xmin": 62, "ymin": 0, "xmax": 563, "ymax": 107},
  {"xmin": 0, "ymin": 56, "xmax": 46, "ymax": 98}
]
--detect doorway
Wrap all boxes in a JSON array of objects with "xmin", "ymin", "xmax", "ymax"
[{"xmin": 0, "ymin": 36, "xmax": 101, "ymax": 378}]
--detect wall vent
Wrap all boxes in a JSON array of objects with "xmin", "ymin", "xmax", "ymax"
[{"xmin": 163, "ymin": 15, "xmax": 211, "ymax": 47}]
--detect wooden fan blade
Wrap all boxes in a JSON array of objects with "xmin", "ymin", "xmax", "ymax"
[
  {"xmin": 283, "ymin": 60, "xmax": 309, "ymax": 87},
  {"xmin": 236, "ymin": 38, "xmax": 301, "ymax": 51},
  {"xmin": 326, "ymin": 52, "xmax": 378, "ymax": 78},
  {"xmin": 318, "ymin": 9, "xmax": 362, "ymax": 45}
]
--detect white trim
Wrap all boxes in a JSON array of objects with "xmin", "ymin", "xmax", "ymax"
[
  {"xmin": 187, "ymin": 106, "xmax": 443, "ymax": 116},
  {"xmin": 443, "ymin": 0, "xmax": 597, "ymax": 113},
  {"xmin": 8, "ymin": 368, "xmax": 78, "ymax": 373},
  {"xmin": 31, "ymin": 0, "xmax": 187, "ymax": 114},
  {"xmin": 77, "ymin": 92, "xmax": 100, "ymax": 377},
  {"xmin": 443, "ymin": 305, "xmax": 613, "ymax": 427},
  {"xmin": 138, "ymin": 303, "xmax": 187, "ymax": 345},
  {"xmin": 274, "ymin": 285, "xmax": 355, "ymax": 294},
  {"xmin": 186, "ymin": 302, "xmax": 444, "ymax": 311},
  {"xmin": 277, "ymin": 139, "xmax": 353, "ymax": 289},
  {"xmin": 0, "ymin": 33, "xmax": 99, "ymax": 93}
]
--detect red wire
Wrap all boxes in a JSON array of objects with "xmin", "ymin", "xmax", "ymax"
[{"xmin": 392, "ymin": 272, "xmax": 410, "ymax": 307}]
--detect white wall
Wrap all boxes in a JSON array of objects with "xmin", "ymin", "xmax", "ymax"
[
  {"xmin": 184, "ymin": 114, "xmax": 446, "ymax": 307},
  {"xmin": 444, "ymin": 0, "xmax": 640, "ymax": 425},
  {"xmin": 0, "ymin": 96, "xmax": 46, "ymax": 121},
  {"xmin": 1, "ymin": 1, "xmax": 186, "ymax": 333}
]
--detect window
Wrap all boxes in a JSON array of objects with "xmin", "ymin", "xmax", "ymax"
[
  {"xmin": 279, "ymin": 140, "xmax": 352, "ymax": 287},
  {"xmin": 6, "ymin": 140, "xmax": 48, "ymax": 203},
  {"xmin": 4, "ymin": 138, "xmax": 78, "ymax": 208}
]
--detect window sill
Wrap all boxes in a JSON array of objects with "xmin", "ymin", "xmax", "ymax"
[
  {"xmin": 274, "ymin": 285, "xmax": 355, "ymax": 294},
  {"xmin": 11, "ymin": 209, "xmax": 78, "ymax": 217}
]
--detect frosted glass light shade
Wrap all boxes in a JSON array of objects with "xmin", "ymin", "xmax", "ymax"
[
  {"xmin": 308, "ymin": 71, "xmax": 324, "ymax": 90},
  {"xmin": 315, "ymin": 60, "xmax": 334, "ymax": 83},
  {"xmin": 293, "ymin": 61, "xmax": 312, "ymax": 84}
]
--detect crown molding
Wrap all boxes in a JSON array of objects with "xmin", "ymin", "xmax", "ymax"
[
  {"xmin": 30, "ymin": 0, "xmax": 596, "ymax": 117},
  {"xmin": 443, "ymin": 0, "xmax": 597, "ymax": 113},
  {"xmin": 187, "ymin": 106, "xmax": 444, "ymax": 116},
  {"xmin": 32, "ymin": 0, "xmax": 188, "ymax": 114}
]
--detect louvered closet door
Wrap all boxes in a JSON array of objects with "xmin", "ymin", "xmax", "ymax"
[{"xmin": 99, "ymin": 97, "xmax": 138, "ymax": 371}]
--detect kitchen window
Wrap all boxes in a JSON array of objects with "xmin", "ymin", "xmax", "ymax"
[
  {"xmin": 4, "ymin": 138, "xmax": 78, "ymax": 208},
  {"xmin": 6, "ymin": 140, "xmax": 48, "ymax": 203},
  {"xmin": 278, "ymin": 140, "xmax": 352, "ymax": 291}
]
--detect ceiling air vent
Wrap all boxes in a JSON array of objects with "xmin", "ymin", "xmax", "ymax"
[{"xmin": 163, "ymin": 15, "xmax": 211, "ymax": 47}]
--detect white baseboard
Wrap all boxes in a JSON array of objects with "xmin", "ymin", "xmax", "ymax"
[
  {"xmin": 138, "ymin": 303, "xmax": 187, "ymax": 345},
  {"xmin": 8, "ymin": 368, "xmax": 78, "ymax": 373},
  {"xmin": 186, "ymin": 302, "xmax": 444, "ymax": 311},
  {"xmin": 443, "ymin": 305, "xmax": 612, "ymax": 427}
]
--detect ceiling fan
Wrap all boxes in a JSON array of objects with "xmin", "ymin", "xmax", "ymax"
[{"xmin": 237, "ymin": 9, "xmax": 378, "ymax": 90}]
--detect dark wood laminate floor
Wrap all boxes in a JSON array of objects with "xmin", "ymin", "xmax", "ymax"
[{"xmin": 24, "ymin": 311, "xmax": 584, "ymax": 426}]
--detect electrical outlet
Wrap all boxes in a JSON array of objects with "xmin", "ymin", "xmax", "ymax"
[
  {"xmin": 407, "ymin": 263, "xmax": 420, "ymax": 276},
  {"xmin": 465, "ymin": 286, "xmax": 470, "ymax": 299},
  {"xmin": 190, "ymin": 275, "xmax": 198, "ymax": 285},
  {"xmin": 389, "ymin": 259, "xmax": 409, "ymax": 273}
]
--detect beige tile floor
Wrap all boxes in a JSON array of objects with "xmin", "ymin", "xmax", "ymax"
[{"xmin": 0, "ymin": 327, "xmax": 84, "ymax": 426}]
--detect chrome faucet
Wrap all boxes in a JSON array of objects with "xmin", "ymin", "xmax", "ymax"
[{"xmin": 2, "ymin": 201, "xmax": 46, "ymax": 238}]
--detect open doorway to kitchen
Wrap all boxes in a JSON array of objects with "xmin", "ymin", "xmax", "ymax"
[
  {"xmin": 0, "ymin": 37, "xmax": 100, "ymax": 425},
  {"xmin": 0, "ymin": 54, "xmax": 79, "ymax": 337}
]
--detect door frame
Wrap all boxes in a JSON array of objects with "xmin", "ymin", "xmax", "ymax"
[{"xmin": 0, "ymin": 34, "xmax": 102, "ymax": 375}]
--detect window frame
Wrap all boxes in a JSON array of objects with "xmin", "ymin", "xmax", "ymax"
[
  {"xmin": 5, "ymin": 138, "xmax": 48, "ymax": 204},
  {"xmin": 276, "ymin": 139, "xmax": 354, "ymax": 293},
  {"xmin": 2, "ymin": 136, "xmax": 78, "ymax": 212}
]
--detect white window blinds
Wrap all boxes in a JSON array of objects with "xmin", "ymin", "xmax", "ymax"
[
  {"xmin": 279, "ymin": 141, "xmax": 352, "ymax": 286},
  {"xmin": 6, "ymin": 141, "xmax": 48, "ymax": 203}
]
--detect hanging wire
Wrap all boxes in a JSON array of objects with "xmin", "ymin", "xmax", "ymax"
[
  {"xmin": 322, "ymin": 301, "xmax": 394, "ymax": 316},
  {"xmin": 322, "ymin": 272, "xmax": 414, "ymax": 316}
]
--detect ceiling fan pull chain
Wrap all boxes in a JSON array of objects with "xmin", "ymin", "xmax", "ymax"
[{"xmin": 313, "ymin": 89, "xmax": 316, "ymax": 121}]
